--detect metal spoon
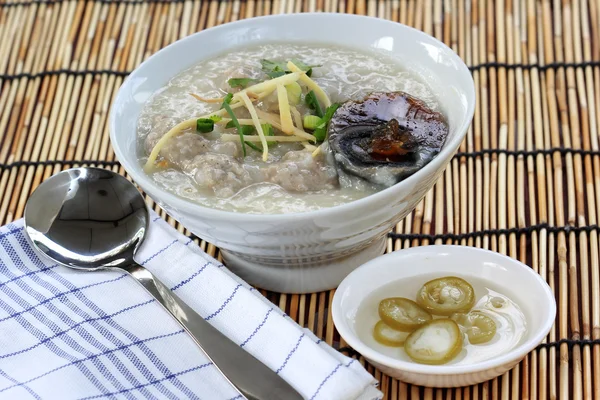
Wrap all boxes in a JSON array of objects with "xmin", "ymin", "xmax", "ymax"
[{"xmin": 23, "ymin": 167, "xmax": 303, "ymax": 400}]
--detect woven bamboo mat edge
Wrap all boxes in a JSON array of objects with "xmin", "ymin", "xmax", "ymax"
[{"xmin": 0, "ymin": 0, "xmax": 599, "ymax": 398}]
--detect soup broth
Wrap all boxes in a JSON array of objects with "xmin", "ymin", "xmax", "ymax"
[{"xmin": 137, "ymin": 43, "xmax": 444, "ymax": 214}]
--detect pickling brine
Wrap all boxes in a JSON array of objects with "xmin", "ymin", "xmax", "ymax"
[{"xmin": 354, "ymin": 274, "xmax": 527, "ymax": 366}]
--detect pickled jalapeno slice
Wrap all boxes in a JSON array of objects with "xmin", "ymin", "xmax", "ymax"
[
  {"xmin": 451, "ymin": 311, "xmax": 497, "ymax": 344},
  {"xmin": 378, "ymin": 297, "xmax": 432, "ymax": 331},
  {"xmin": 373, "ymin": 320, "xmax": 410, "ymax": 347},
  {"xmin": 404, "ymin": 319, "xmax": 463, "ymax": 365},
  {"xmin": 416, "ymin": 276, "xmax": 475, "ymax": 316}
]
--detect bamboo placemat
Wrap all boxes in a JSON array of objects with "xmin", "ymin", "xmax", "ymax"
[{"xmin": 1, "ymin": 0, "xmax": 599, "ymax": 398}]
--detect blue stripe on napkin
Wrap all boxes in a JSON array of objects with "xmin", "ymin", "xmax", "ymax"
[
  {"xmin": 0, "ymin": 217, "xmax": 381, "ymax": 400},
  {"xmin": 0, "ymin": 225, "xmax": 219, "ymax": 399}
]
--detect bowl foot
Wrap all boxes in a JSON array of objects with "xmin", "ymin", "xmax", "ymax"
[{"xmin": 221, "ymin": 237, "xmax": 387, "ymax": 293}]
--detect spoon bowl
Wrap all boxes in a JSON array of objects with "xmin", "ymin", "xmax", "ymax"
[
  {"xmin": 25, "ymin": 168, "xmax": 147, "ymax": 270},
  {"xmin": 23, "ymin": 167, "xmax": 303, "ymax": 400}
]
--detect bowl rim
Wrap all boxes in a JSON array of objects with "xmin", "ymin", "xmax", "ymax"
[
  {"xmin": 110, "ymin": 12, "xmax": 476, "ymax": 221},
  {"xmin": 331, "ymin": 245, "xmax": 557, "ymax": 375}
]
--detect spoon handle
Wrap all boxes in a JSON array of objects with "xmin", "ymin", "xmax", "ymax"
[{"xmin": 123, "ymin": 263, "xmax": 303, "ymax": 400}]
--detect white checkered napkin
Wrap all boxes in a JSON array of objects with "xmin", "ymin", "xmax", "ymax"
[{"xmin": 0, "ymin": 212, "xmax": 382, "ymax": 400}]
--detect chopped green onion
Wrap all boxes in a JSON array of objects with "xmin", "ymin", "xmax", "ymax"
[
  {"xmin": 313, "ymin": 127, "xmax": 327, "ymax": 142},
  {"xmin": 261, "ymin": 123, "xmax": 273, "ymax": 136},
  {"xmin": 238, "ymin": 124, "xmax": 273, "ymax": 153},
  {"xmin": 245, "ymin": 141, "xmax": 262, "ymax": 152},
  {"xmin": 303, "ymin": 115, "xmax": 322, "ymax": 130},
  {"xmin": 221, "ymin": 93, "xmax": 234, "ymax": 108},
  {"xmin": 261, "ymin": 123, "xmax": 276, "ymax": 147},
  {"xmin": 312, "ymin": 103, "xmax": 340, "ymax": 142},
  {"xmin": 228, "ymin": 78, "xmax": 259, "ymax": 88},
  {"xmin": 196, "ymin": 118, "xmax": 215, "ymax": 133},
  {"xmin": 221, "ymin": 100, "xmax": 246, "ymax": 156},
  {"xmin": 285, "ymin": 82, "xmax": 302, "ymax": 105},
  {"xmin": 305, "ymin": 90, "xmax": 324, "ymax": 118},
  {"xmin": 208, "ymin": 115, "xmax": 222, "ymax": 122},
  {"xmin": 225, "ymin": 121, "xmax": 255, "ymax": 135},
  {"xmin": 240, "ymin": 125, "xmax": 255, "ymax": 135}
]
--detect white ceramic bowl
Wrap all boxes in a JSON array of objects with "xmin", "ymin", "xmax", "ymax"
[
  {"xmin": 332, "ymin": 245, "xmax": 556, "ymax": 387},
  {"xmin": 110, "ymin": 13, "xmax": 476, "ymax": 293}
]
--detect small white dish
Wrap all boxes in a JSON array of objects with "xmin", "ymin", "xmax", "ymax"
[{"xmin": 331, "ymin": 245, "xmax": 556, "ymax": 388}]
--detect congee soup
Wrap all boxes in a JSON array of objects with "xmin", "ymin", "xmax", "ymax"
[{"xmin": 138, "ymin": 43, "xmax": 448, "ymax": 214}]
